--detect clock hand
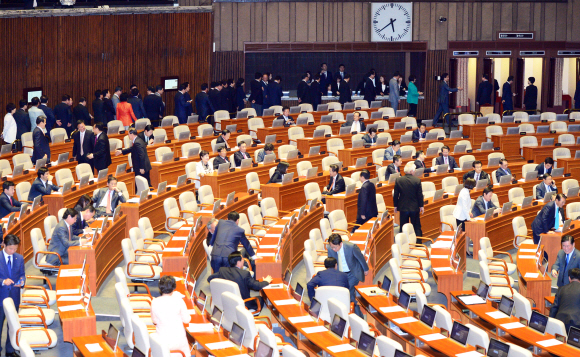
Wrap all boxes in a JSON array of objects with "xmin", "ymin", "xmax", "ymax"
[{"xmin": 389, "ymin": 18, "xmax": 396, "ymax": 32}]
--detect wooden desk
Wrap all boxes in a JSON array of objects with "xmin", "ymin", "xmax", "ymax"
[
  {"xmin": 557, "ymin": 157, "xmax": 580, "ymax": 178},
  {"xmin": 69, "ymin": 214, "xmax": 128, "ymax": 294},
  {"xmin": 431, "ymin": 232, "xmax": 466, "ymax": 307},
  {"xmin": 2, "ymin": 204, "xmax": 47, "ymax": 262},
  {"xmin": 261, "ymin": 175, "xmax": 327, "ymax": 211},
  {"xmin": 49, "ymin": 140, "xmax": 74, "ymax": 160},
  {"xmin": 150, "ymin": 157, "xmax": 196, "ymax": 188},
  {"xmin": 522, "ymin": 144, "xmax": 580, "ymax": 163},
  {"xmin": 517, "ymin": 243, "xmax": 552, "ymax": 314},
  {"xmin": 57, "ymin": 264, "xmax": 96, "ymax": 343},
  {"xmin": 73, "ymin": 335, "xmax": 128, "ymax": 357},
  {"xmin": 462, "ymin": 121, "xmax": 554, "ymax": 147},
  {"xmin": 44, "ymin": 183, "xmax": 100, "ymax": 216},
  {"xmin": 491, "ymin": 133, "xmax": 564, "ymax": 161}
]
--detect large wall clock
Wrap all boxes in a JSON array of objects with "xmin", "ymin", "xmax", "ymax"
[{"xmin": 371, "ymin": 3, "xmax": 413, "ymax": 42}]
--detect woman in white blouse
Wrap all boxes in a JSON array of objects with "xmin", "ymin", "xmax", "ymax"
[
  {"xmin": 378, "ymin": 75, "xmax": 388, "ymax": 96},
  {"xmin": 195, "ymin": 150, "xmax": 213, "ymax": 189},
  {"xmin": 453, "ymin": 178, "xmax": 476, "ymax": 230},
  {"xmin": 2, "ymin": 103, "xmax": 17, "ymax": 146}
]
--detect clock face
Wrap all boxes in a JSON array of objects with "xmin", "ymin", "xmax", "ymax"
[{"xmin": 371, "ymin": 3, "xmax": 413, "ymax": 42}]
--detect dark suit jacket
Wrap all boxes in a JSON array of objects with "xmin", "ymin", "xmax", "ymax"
[
  {"xmin": 536, "ymin": 182, "xmax": 558, "ymax": 200},
  {"xmin": 437, "ymin": 81, "xmax": 458, "ymax": 104},
  {"xmin": 385, "ymin": 163, "xmax": 400, "ymax": 180},
  {"xmin": 267, "ymin": 170, "xmax": 283, "ymax": 184},
  {"xmin": 495, "ymin": 167, "xmax": 512, "ymax": 183},
  {"xmin": 471, "ymin": 196, "xmax": 497, "ymax": 217},
  {"xmin": 502, "ymin": 82, "xmax": 513, "ymax": 109},
  {"xmin": 575, "ymin": 81, "xmax": 580, "ymax": 102},
  {"xmin": 319, "ymin": 71, "xmax": 333, "ymax": 93},
  {"xmin": 73, "ymin": 104, "xmax": 91, "ymax": 123},
  {"xmin": 72, "ymin": 130, "xmax": 95, "ymax": 162},
  {"xmin": 137, "ymin": 131, "xmax": 154, "ymax": 145},
  {"xmin": 72, "ymin": 215, "xmax": 89, "ymax": 236},
  {"xmin": 220, "ymin": 87, "xmax": 233, "ymax": 111},
  {"xmin": 435, "ymin": 155, "xmax": 459, "ymax": 169},
  {"xmin": 523, "ymin": 84, "xmax": 537, "ymax": 109},
  {"xmin": 143, "ymin": 94, "xmax": 164, "ymax": 122},
  {"xmin": 0, "ymin": 250, "xmax": 26, "ymax": 306},
  {"xmin": 235, "ymin": 86, "xmax": 246, "ymax": 112},
  {"xmin": 277, "ymin": 115, "xmax": 295, "ymax": 127},
  {"xmin": 127, "ymin": 97, "xmax": 146, "ymax": 119},
  {"xmin": 93, "ymin": 132, "xmax": 111, "ymax": 171},
  {"xmin": 476, "ymin": 81, "xmax": 493, "ymax": 105},
  {"xmin": 13, "ymin": 109, "xmax": 31, "ymax": 141},
  {"xmin": 28, "ymin": 178, "xmax": 58, "ymax": 202},
  {"xmin": 412, "ymin": 129, "xmax": 426, "ymax": 141},
  {"xmin": 462, "ymin": 170, "xmax": 489, "ymax": 183},
  {"xmin": 31, "ymin": 127, "xmax": 50, "ymax": 162},
  {"xmin": 535, "ymin": 163, "xmax": 552, "ymax": 176},
  {"xmin": 310, "ymin": 81, "xmax": 322, "ymax": 108},
  {"xmin": 39, "ymin": 104, "xmax": 56, "ymax": 131},
  {"xmin": 121, "ymin": 136, "xmax": 151, "ymax": 173},
  {"xmin": 184, "ymin": 93, "xmax": 193, "ymax": 116},
  {"xmin": 195, "ymin": 92, "xmax": 214, "ymax": 123},
  {"xmin": 325, "ymin": 174, "xmax": 346, "ymax": 195},
  {"xmin": 363, "ymin": 77, "xmax": 376, "ymax": 103},
  {"xmin": 0, "ymin": 193, "xmax": 22, "ymax": 219},
  {"xmin": 341, "ymin": 120, "xmax": 366, "ymax": 133},
  {"xmin": 213, "ymin": 155, "xmax": 230, "ymax": 170},
  {"xmin": 261, "ymin": 81, "xmax": 271, "ymax": 108},
  {"xmin": 174, "ymin": 91, "xmax": 188, "ymax": 123},
  {"xmin": 249, "ymin": 80, "xmax": 263, "ymax": 105},
  {"xmin": 414, "ymin": 159, "xmax": 427, "ymax": 170},
  {"xmin": 92, "ymin": 99, "xmax": 105, "ymax": 123},
  {"xmin": 362, "ymin": 134, "xmax": 376, "ymax": 144},
  {"xmin": 233, "ymin": 151, "xmax": 252, "ymax": 167},
  {"xmin": 297, "ymin": 81, "xmax": 309, "ymax": 103},
  {"xmin": 53, "ymin": 103, "xmax": 73, "ymax": 131},
  {"xmin": 393, "ymin": 174, "xmax": 424, "ymax": 212},
  {"xmin": 92, "ymin": 187, "xmax": 126, "ymax": 215},
  {"xmin": 208, "ymin": 89, "xmax": 221, "ymax": 112},
  {"xmin": 531, "ymin": 201, "xmax": 564, "ymax": 241},
  {"xmin": 550, "ymin": 281, "xmax": 580, "ymax": 331},
  {"xmin": 103, "ymin": 98, "xmax": 115, "ymax": 124},
  {"xmin": 216, "ymin": 136, "xmax": 229, "ymax": 148},
  {"xmin": 337, "ymin": 80, "xmax": 352, "ymax": 105},
  {"xmin": 209, "ymin": 219, "xmax": 255, "ymax": 258},
  {"xmin": 46, "ymin": 220, "xmax": 80, "ymax": 265},
  {"xmin": 335, "ymin": 71, "xmax": 348, "ymax": 81},
  {"xmin": 207, "ymin": 266, "xmax": 268, "ymax": 301},
  {"xmin": 357, "ymin": 180, "xmax": 378, "ymax": 220},
  {"xmin": 552, "ymin": 249, "xmax": 580, "ymax": 287},
  {"xmin": 327, "ymin": 241, "xmax": 369, "ymax": 282},
  {"xmin": 307, "ymin": 268, "xmax": 349, "ymax": 300}
]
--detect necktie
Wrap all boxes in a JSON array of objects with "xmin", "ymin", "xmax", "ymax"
[
  {"xmin": 68, "ymin": 225, "xmax": 72, "ymax": 241},
  {"xmin": 555, "ymin": 209, "xmax": 560, "ymax": 230},
  {"xmin": 484, "ymin": 200, "xmax": 488, "ymax": 210},
  {"xmin": 9, "ymin": 196, "xmax": 12, "ymax": 206},
  {"xmin": 547, "ymin": 184, "xmax": 551, "ymax": 192},
  {"xmin": 564, "ymin": 253, "xmax": 571, "ymax": 272},
  {"xmin": 445, "ymin": 157, "xmax": 448, "ymax": 165},
  {"xmin": 80, "ymin": 132, "xmax": 84, "ymax": 156},
  {"xmin": 332, "ymin": 176, "xmax": 336, "ymax": 190},
  {"xmin": 106, "ymin": 190, "xmax": 112, "ymax": 214},
  {"xmin": 475, "ymin": 173, "xmax": 479, "ymax": 181},
  {"xmin": 395, "ymin": 165, "xmax": 399, "ymax": 173},
  {"xmin": 7, "ymin": 256, "xmax": 11, "ymax": 277}
]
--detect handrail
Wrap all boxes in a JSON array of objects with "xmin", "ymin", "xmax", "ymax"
[
  {"xmin": 563, "ymin": 108, "xmax": 580, "ymax": 114},
  {"xmin": 441, "ymin": 111, "xmax": 482, "ymax": 133},
  {"xmin": 502, "ymin": 109, "xmax": 541, "ymax": 116}
]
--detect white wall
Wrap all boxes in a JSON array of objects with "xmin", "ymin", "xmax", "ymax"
[
  {"xmin": 563, "ymin": 58, "xmax": 577, "ymax": 96},
  {"xmin": 467, "ymin": 58, "xmax": 477, "ymax": 111},
  {"xmin": 493, "ymin": 58, "xmax": 511, "ymax": 96}
]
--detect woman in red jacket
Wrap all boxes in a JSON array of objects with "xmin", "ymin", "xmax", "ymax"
[{"xmin": 115, "ymin": 93, "xmax": 137, "ymax": 129}]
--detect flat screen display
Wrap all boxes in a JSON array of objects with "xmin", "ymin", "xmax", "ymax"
[
  {"xmin": 27, "ymin": 90, "xmax": 42, "ymax": 103},
  {"xmin": 529, "ymin": 311, "xmax": 548, "ymax": 334},
  {"xmin": 450, "ymin": 321, "xmax": 470, "ymax": 345},
  {"xmin": 164, "ymin": 78, "xmax": 178, "ymax": 90},
  {"xmin": 487, "ymin": 338, "xmax": 510, "ymax": 357}
]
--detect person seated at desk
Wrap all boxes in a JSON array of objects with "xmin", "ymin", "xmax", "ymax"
[
  {"xmin": 323, "ymin": 164, "xmax": 345, "ymax": 196},
  {"xmin": 342, "ymin": 111, "xmax": 366, "ymax": 133},
  {"xmin": 196, "ymin": 150, "xmax": 213, "ymax": 178},
  {"xmin": 213, "ymin": 146, "xmax": 231, "ymax": 170},
  {"xmin": 73, "ymin": 194, "xmax": 93, "ymax": 215},
  {"xmin": 471, "ymin": 187, "xmax": 499, "ymax": 217},
  {"xmin": 207, "ymin": 251, "xmax": 272, "ymax": 310},
  {"xmin": 137, "ymin": 124, "xmax": 154, "ymax": 146},
  {"xmin": 268, "ymin": 161, "xmax": 289, "ymax": 184},
  {"xmin": 463, "ymin": 160, "xmax": 489, "ymax": 183},
  {"xmin": 435, "ymin": 145, "xmax": 459, "ymax": 169},
  {"xmin": 0, "ymin": 182, "xmax": 21, "ymax": 219},
  {"xmin": 256, "ymin": 143, "xmax": 276, "ymax": 163},
  {"xmin": 362, "ymin": 127, "xmax": 377, "ymax": 144},
  {"xmin": 495, "ymin": 158, "xmax": 515, "ymax": 183},
  {"xmin": 551, "ymin": 235, "xmax": 580, "ymax": 288},
  {"xmin": 385, "ymin": 155, "xmax": 402, "ymax": 180},
  {"xmin": 28, "ymin": 167, "xmax": 59, "ymax": 202},
  {"xmin": 91, "ymin": 176, "xmax": 126, "ymax": 217},
  {"xmin": 46, "ymin": 208, "xmax": 88, "ymax": 266},
  {"xmin": 536, "ymin": 174, "xmax": 558, "ymax": 199},
  {"xmin": 412, "ymin": 122, "xmax": 427, "ymax": 141},
  {"xmin": 72, "ymin": 205, "xmax": 96, "ymax": 236},
  {"xmin": 383, "ymin": 140, "xmax": 401, "ymax": 161},
  {"xmin": 414, "ymin": 150, "xmax": 427, "ymax": 170},
  {"xmin": 307, "ymin": 257, "xmax": 349, "ymax": 301},
  {"xmin": 550, "ymin": 267, "xmax": 580, "ymax": 332},
  {"xmin": 532, "ymin": 193, "xmax": 566, "ymax": 244},
  {"xmin": 216, "ymin": 129, "xmax": 231, "ymax": 148},
  {"xmin": 233, "ymin": 141, "xmax": 253, "ymax": 167},
  {"xmin": 278, "ymin": 107, "xmax": 295, "ymax": 127},
  {"xmin": 536, "ymin": 157, "xmax": 554, "ymax": 176}
]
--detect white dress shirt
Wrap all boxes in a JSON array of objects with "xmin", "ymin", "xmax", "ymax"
[
  {"xmin": 453, "ymin": 188, "xmax": 472, "ymax": 221},
  {"xmin": 98, "ymin": 190, "xmax": 115, "ymax": 208},
  {"xmin": 3, "ymin": 113, "xmax": 16, "ymax": 144},
  {"xmin": 350, "ymin": 120, "xmax": 362, "ymax": 133}
]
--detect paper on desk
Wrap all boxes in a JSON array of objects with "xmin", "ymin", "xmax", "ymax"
[
  {"xmin": 518, "ymin": 255, "xmax": 536, "ymax": 259},
  {"xmin": 85, "ymin": 343, "xmax": 103, "ymax": 353},
  {"xmin": 420, "ymin": 333, "xmax": 446, "ymax": 341},
  {"xmin": 257, "ymin": 252, "xmax": 275, "ymax": 257},
  {"xmin": 263, "ymin": 283, "xmax": 285, "ymax": 290},
  {"xmin": 228, "ymin": 354, "xmax": 251, "ymax": 357},
  {"xmin": 149, "ymin": 192, "xmax": 158, "ymax": 196},
  {"xmin": 168, "ymin": 185, "xmax": 177, "ymax": 188},
  {"xmin": 349, "ymin": 241, "xmax": 366, "ymax": 245},
  {"xmin": 152, "ymin": 161, "xmax": 162, "ymax": 164},
  {"xmin": 281, "ymin": 216, "xmax": 292, "ymax": 220},
  {"xmin": 333, "ymin": 193, "xmax": 346, "ymax": 197},
  {"xmin": 187, "ymin": 309, "xmax": 196, "ymax": 315},
  {"xmin": 59, "ymin": 304, "xmax": 84, "ymax": 312},
  {"xmin": 537, "ymin": 339, "xmax": 563, "ymax": 347},
  {"xmin": 274, "ymin": 299, "xmax": 299, "ymax": 306},
  {"xmin": 288, "ymin": 316, "xmax": 314, "ymax": 324},
  {"xmin": 187, "ymin": 323, "xmax": 214, "ymax": 333},
  {"xmin": 173, "ymin": 236, "xmax": 188, "ymax": 241},
  {"xmin": 56, "ymin": 288, "xmax": 80, "ymax": 295},
  {"xmin": 430, "ymin": 255, "xmax": 450, "ymax": 259},
  {"xmin": 500, "ymin": 322, "xmax": 526, "ymax": 330},
  {"xmin": 357, "ymin": 287, "xmax": 386, "ymax": 296},
  {"xmin": 486, "ymin": 311, "xmax": 510, "ymax": 319},
  {"xmin": 302, "ymin": 326, "xmax": 328, "ymax": 334},
  {"xmin": 473, "ymin": 216, "xmax": 485, "ymax": 221},
  {"xmin": 57, "ymin": 295, "xmax": 83, "ymax": 302},
  {"xmin": 438, "ymin": 234, "xmax": 454, "ymax": 239},
  {"xmin": 455, "ymin": 352, "xmax": 484, "ymax": 357},
  {"xmin": 198, "ymin": 210, "xmax": 213, "ymax": 214},
  {"xmin": 126, "ymin": 198, "xmax": 140, "ymax": 203},
  {"xmin": 458, "ymin": 295, "xmax": 486, "ymax": 305},
  {"xmin": 163, "ymin": 247, "xmax": 183, "ymax": 252},
  {"xmin": 357, "ymin": 230, "xmax": 369, "ymax": 233},
  {"xmin": 59, "ymin": 269, "xmax": 82, "ymax": 277},
  {"xmin": 520, "ymin": 249, "xmax": 537, "ymax": 253},
  {"xmin": 524, "ymin": 272, "xmax": 539, "ymax": 278},
  {"xmin": 380, "ymin": 306, "xmax": 405, "ymax": 313},
  {"xmin": 328, "ymin": 344, "xmax": 356, "ymax": 353},
  {"xmin": 265, "ymin": 234, "xmax": 281, "ymax": 237},
  {"xmin": 179, "ymin": 226, "xmax": 191, "ymax": 231},
  {"xmin": 273, "ymin": 225, "xmax": 286, "ymax": 228},
  {"xmin": 431, "ymin": 241, "xmax": 452, "ymax": 248},
  {"xmin": 393, "ymin": 317, "xmax": 418, "ymax": 324},
  {"xmin": 206, "ymin": 341, "xmax": 236, "ymax": 350},
  {"xmin": 433, "ymin": 267, "xmax": 454, "ymax": 272}
]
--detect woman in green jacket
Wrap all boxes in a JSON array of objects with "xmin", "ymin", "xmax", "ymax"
[{"xmin": 407, "ymin": 75, "xmax": 423, "ymax": 117}]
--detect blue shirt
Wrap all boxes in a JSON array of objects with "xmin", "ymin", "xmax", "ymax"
[{"xmin": 338, "ymin": 246, "xmax": 350, "ymax": 273}]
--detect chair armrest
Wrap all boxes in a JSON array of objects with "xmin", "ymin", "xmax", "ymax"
[
  {"xmin": 440, "ymin": 222, "xmax": 455, "ymax": 232},
  {"xmin": 152, "ymin": 230, "xmax": 173, "ymax": 237},
  {"xmin": 34, "ymin": 251, "xmax": 62, "ymax": 269},
  {"xmin": 243, "ymin": 258, "xmax": 253, "ymax": 272},
  {"xmin": 487, "ymin": 283, "xmax": 514, "ymax": 299},
  {"xmin": 21, "ymin": 286, "xmax": 50, "ymax": 308},
  {"xmin": 25, "ymin": 275, "xmax": 53, "ymax": 290},
  {"xmin": 415, "ymin": 236, "xmax": 434, "ymax": 243},
  {"xmin": 179, "ymin": 210, "xmax": 198, "ymax": 215},
  {"xmin": 127, "ymin": 283, "xmax": 152, "ymax": 296},
  {"xmin": 16, "ymin": 327, "xmax": 53, "ymax": 348},
  {"xmin": 254, "ymin": 316, "xmax": 272, "ymax": 329},
  {"xmin": 313, "ymin": 262, "xmax": 325, "ymax": 267},
  {"xmin": 243, "ymin": 296, "xmax": 261, "ymax": 313},
  {"xmin": 244, "ymin": 238, "xmax": 260, "ymax": 248},
  {"xmin": 489, "ymin": 273, "xmax": 512, "ymax": 286},
  {"xmin": 401, "ymin": 257, "xmax": 423, "ymax": 270},
  {"xmin": 398, "ymin": 279, "xmax": 427, "ymax": 294},
  {"xmin": 165, "ymin": 216, "xmax": 189, "ymax": 228},
  {"xmin": 198, "ymin": 203, "xmax": 213, "ymax": 209},
  {"xmin": 487, "ymin": 262, "xmax": 508, "ymax": 274},
  {"xmin": 248, "ymin": 188, "xmax": 262, "ymax": 193},
  {"xmin": 400, "ymin": 266, "xmax": 426, "ymax": 282},
  {"xmin": 18, "ymin": 305, "xmax": 47, "ymax": 328},
  {"xmin": 169, "ymin": 351, "xmax": 187, "ymax": 357},
  {"xmin": 331, "ymin": 228, "xmax": 352, "ymax": 238},
  {"xmin": 263, "ymin": 216, "xmax": 280, "ymax": 224},
  {"xmin": 127, "ymin": 261, "xmax": 156, "ymax": 278},
  {"xmin": 135, "ymin": 250, "xmax": 161, "ymax": 265},
  {"xmin": 408, "ymin": 244, "xmax": 430, "ymax": 258},
  {"xmin": 251, "ymin": 224, "xmax": 271, "ymax": 230},
  {"xmin": 492, "ymin": 250, "xmax": 514, "ymax": 263},
  {"xmin": 143, "ymin": 239, "xmax": 166, "ymax": 250}
]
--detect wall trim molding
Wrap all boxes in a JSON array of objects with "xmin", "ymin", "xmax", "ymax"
[{"xmin": 245, "ymin": 41, "xmax": 428, "ymax": 53}]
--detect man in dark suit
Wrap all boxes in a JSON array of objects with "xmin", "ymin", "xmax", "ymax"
[
  {"xmin": 356, "ymin": 169, "xmax": 378, "ymax": 228},
  {"xmin": 363, "ymin": 73, "xmax": 376, "ymax": 106},
  {"xmin": 523, "ymin": 77, "xmax": 537, "ymax": 113},
  {"xmin": 143, "ymin": 86, "xmax": 165, "ymax": 123},
  {"xmin": 502, "ymin": 76, "xmax": 515, "ymax": 111},
  {"xmin": 575, "ymin": 77, "xmax": 580, "ymax": 109},
  {"xmin": 323, "ymin": 164, "xmax": 346, "ymax": 196},
  {"xmin": 207, "ymin": 251, "xmax": 272, "ymax": 310},
  {"xmin": 394, "ymin": 162, "xmax": 425, "ymax": 238},
  {"xmin": 92, "ymin": 176, "xmax": 126, "ymax": 217},
  {"xmin": 337, "ymin": 75, "xmax": 352, "ymax": 105},
  {"xmin": 88, "ymin": 123, "xmax": 111, "ymax": 174},
  {"xmin": 54, "ymin": 95, "xmax": 74, "ymax": 135},
  {"xmin": 46, "ymin": 209, "xmax": 85, "ymax": 266},
  {"xmin": 72, "ymin": 205, "xmax": 96, "ymax": 236},
  {"xmin": 260, "ymin": 74, "xmax": 271, "ymax": 109},
  {"xmin": 307, "ymin": 257, "xmax": 349, "ymax": 301},
  {"xmin": 433, "ymin": 73, "xmax": 462, "ymax": 128},
  {"xmin": 297, "ymin": 74, "xmax": 310, "ymax": 104},
  {"xmin": 412, "ymin": 123, "xmax": 427, "ymax": 141},
  {"xmin": 310, "ymin": 75, "xmax": 322, "ymax": 110},
  {"xmin": 221, "ymin": 81, "xmax": 234, "ymax": 113},
  {"xmin": 72, "ymin": 120, "xmax": 95, "ymax": 170},
  {"xmin": 536, "ymin": 174, "xmax": 558, "ymax": 200},
  {"xmin": 319, "ymin": 63, "xmax": 333, "ymax": 93},
  {"xmin": 216, "ymin": 129, "xmax": 231, "ymax": 149},
  {"xmin": 435, "ymin": 146, "xmax": 459, "ymax": 169},
  {"xmin": 92, "ymin": 90, "xmax": 105, "ymax": 124},
  {"xmin": 137, "ymin": 125, "xmax": 155, "ymax": 146},
  {"xmin": 277, "ymin": 106, "xmax": 295, "ymax": 127},
  {"xmin": 115, "ymin": 129, "xmax": 152, "ymax": 187},
  {"xmin": 249, "ymin": 73, "xmax": 263, "ymax": 116},
  {"xmin": 532, "ymin": 194, "xmax": 566, "ymax": 244},
  {"xmin": 208, "ymin": 212, "xmax": 258, "ymax": 273},
  {"xmin": 536, "ymin": 157, "xmax": 554, "ymax": 176},
  {"xmin": 213, "ymin": 146, "xmax": 231, "ymax": 170},
  {"xmin": 102, "ymin": 89, "xmax": 115, "ymax": 125},
  {"xmin": 0, "ymin": 234, "xmax": 26, "ymax": 357},
  {"xmin": 327, "ymin": 234, "xmax": 369, "ymax": 317},
  {"xmin": 233, "ymin": 141, "xmax": 252, "ymax": 167},
  {"xmin": 127, "ymin": 88, "xmax": 146, "ymax": 119},
  {"xmin": 341, "ymin": 111, "xmax": 366, "ymax": 133},
  {"xmin": 73, "ymin": 97, "xmax": 93, "ymax": 125},
  {"xmin": 362, "ymin": 128, "xmax": 377, "ymax": 144},
  {"xmin": 13, "ymin": 100, "xmax": 30, "ymax": 144},
  {"xmin": 335, "ymin": 64, "xmax": 348, "ymax": 82},
  {"xmin": 28, "ymin": 167, "xmax": 58, "ymax": 202},
  {"xmin": 551, "ymin": 236, "xmax": 580, "ymax": 288},
  {"xmin": 463, "ymin": 160, "xmax": 489, "ymax": 183},
  {"xmin": 39, "ymin": 96, "xmax": 56, "ymax": 132},
  {"xmin": 268, "ymin": 76, "xmax": 283, "ymax": 107},
  {"xmin": 414, "ymin": 150, "xmax": 427, "ymax": 170},
  {"xmin": 174, "ymin": 83, "xmax": 190, "ymax": 124},
  {"xmin": 183, "ymin": 82, "xmax": 194, "ymax": 117},
  {"xmin": 208, "ymin": 82, "xmax": 222, "ymax": 113},
  {"xmin": 471, "ymin": 187, "xmax": 499, "ymax": 217},
  {"xmin": 0, "ymin": 182, "xmax": 21, "ymax": 219},
  {"xmin": 476, "ymin": 74, "xmax": 493, "ymax": 107},
  {"xmin": 195, "ymin": 83, "xmax": 214, "ymax": 124},
  {"xmin": 386, "ymin": 155, "xmax": 402, "ymax": 180},
  {"xmin": 495, "ymin": 159, "xmax": 515, "ymax": 183},
  {"xmin": 550, "ymin": 267, "xmax": 580, "ymax": 331},
  {"xmin": 31, "ymin": 116, "xmax": 50, "ymax": 163}
]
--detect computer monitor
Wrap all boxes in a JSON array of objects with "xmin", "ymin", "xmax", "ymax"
[
  {"xmin": 294, "ymin": 282, "xmax": 305, "ymax": 303},
  {"xmin": 476, "ymin": 281, "xmax": 489, "ymax": 300},
  {"xmin": 357, "ymin": 331, "xmax": 376, "ymax": 356},
  {"xmin": 229, "ymin": 322, "xmax": 245, "ymax": 349},
  {"xmin": 254, "ymin": 340, "xmax": 274, "ymax": 357},
  {"xmin": 529, "ymin": 311, "xmax": 548, "ymax": 334},
  {"xmin": 131, "ymin": 347, "xmax": 146, "ymax": 357},
  {"xmin": 106, "ymin": 323, "xmax": 120, "ymax": 351},
  {"xmin": 450, "ymin": 321, "xmax": 470, "ymax": 346},
  {"xmin": 330, "ymin": 314, "xmax": 347, "ymax": 339},
  {"xmin": 397, "ymin": 290, "xmax": 411, "ymax": 311},
  {"xmin": 197, "ymin": 290, "xmax": 207, "ymax": 312},
  {"xmin": 211, "ymin": 306, "xmax": 223, "ymax": 329},
  {"xmin": 283, "ymin": 269, "xmax": 292, "ymax": 290},
  {"xmin": 568, "ymin": 326, "xmax": 580, "ymax": 349},
  {"xmin": 394, "ymin": 350, "xmax": 413, "ymax": 357},
  {"xmin": 420, "ymin": 305, "xmax": 437, "ymax": 328},
  {"xmin": 382, "ymin": 275, "xmax": 391, "ymax": 295},
  {"xmin": 487, "ymin": 338, "xmax": 510, "ymax": 357},
  {"xmin": 498, "ymin": 296, "xmax": 515, "ymax": 317},
  {"xmin": 309, "ymin": 298, "xmax": 322, "ymax": 321}
]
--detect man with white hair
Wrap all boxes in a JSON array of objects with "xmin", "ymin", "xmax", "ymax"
[{"xmin": 393, "ymin": 162, "xmax": 425, "ymax": 241}]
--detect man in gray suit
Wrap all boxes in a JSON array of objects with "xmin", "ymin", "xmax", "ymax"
[
  {"xmin": 552, "ymin": 235, "xmax": 580, "ymax": 288},
  {"xmin": 433, "ymin": 73, "xmax": 463, "ymax": 128},
  {"xmin": 383, "ymin": 140, "xmax": 401, "ymax": 161},
  {"xmin": 209, "ymin": 211, "xmax": 258, "ymax": 273},
  {"xmin": 91, "ymin": 176, "xmax": 126, "ymax": 217},
  {"xmin": 388, "ymin": 72, "xmax": 401, "ymax": 113},
  {"xmin": 471, "ymin": 187, "xmax": 500, "ymax": 217},
  {"xmin": 327, "ymin": 233, "xmax": 369, "ymax": 317},
  {"xmin": 550, "ymin": 267, "xmax": 580, "ymax": 331},
  {"xmin": 535, "ymin": 174, "xmax": 558, "ymax": 200},
  {"xmin": 112, "ymin": 86, "xmax": 122, "ymax": 118},
  {"xmin": 46, "ymin": 209, "xmax": 87, "ymax": 266}
]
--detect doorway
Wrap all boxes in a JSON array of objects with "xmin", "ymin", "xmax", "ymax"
[{"xmin": 523, "ymin": 57, "xmax": 544, "ymax": 109}]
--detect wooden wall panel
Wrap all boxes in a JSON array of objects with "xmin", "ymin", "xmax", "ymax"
[
  {"xmin": 212, "ymin": 51, "xmax": 245, "ymax": 82},
  {"xmin": 422, "ymin": 50, "xmax": 448, "ymax": 120}
]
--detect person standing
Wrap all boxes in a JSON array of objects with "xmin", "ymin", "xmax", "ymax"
[
  {"xmin": 476, "ymin": 74, "xmax": 493, "ymax": 107},
  {"xmin": 31, "ymin": 116, "xmax": 50, "ymax": 163},
  {"xmin": 249, "ymin": 73, "xmax": 263, "ymax": 116},
  {"xmin": 13, "ymin": 100, "xmax": 31, "ymax": 145},
  {"xmin": 319, "ymin": 63, "xmax": 333, "ymax": 93},
  {"xmin": 433, "ymin": 73, "xmax": 462, "ymax": 128},
  {"xmin": 92, "ymin": 90, "xmax": 105, "ymax": 124},
  {"xmin": 523, "ymin": 77, "xmax": 537, "ymax": 114},
  {"xmin": 551, "ymin": 235, "xmax": 580, "ymax": 288},
  {"xmin": 39, "ymin": 96, "xmax": 56, "ymax": 131},
  {"xmin": 235, "ymin": 78, "xmax": 247, "ymax": 112},
  {"xmin": 127, "ymin": 88, "xmax": 146, "ymax": 120},
  {"xmin": 310, "ymin": 75, "xmax": 322, "ymax": 110},
  {"xmin": 112, "ymin": 87, "xmax": 122, "ymax": 118},
  {"xmin": 269, "ymin": 76, "xmax": 283, "ymax": 107},
  {"xmin": 453, "ymin": 178, "xmax": 475, "ymax": 230},
  {"xmin": 88, "ymin": 123, "xmax": 111, "ymax": 175},
  {"xmin": 364, "ymin": 72, "xmax": 377, "ymax": 106},
  {"xmin": 356, "ymin": 169, "xmax": 377, "ymax": 227},
  {"xmin": 116, "ymin": 93, "xmax": 138, "ymax": 130},
  {"xmin": 407, "ymin": 75, "xmax": 422, "ymax": 117},
  {"xmin": 261, "ymin": 73, "xmax": 271, "ymax": 109},
  {"xmin": 394, "ymin": 162, "xmax": 425, "ymax": 237},
  {"xmin": 195, "ymin": 83, "xmax": 214, "ymax": 124},
  {"xmin": 73, "ymin": 97, "xmax": 93, "ymax": 125},
  {"xmin": 337, "ymin": 75, "xmax": 352, "ymax": 105},
  {"xmin": 502, "ymin": 76, "xmax": 515, "ymax": 112},
  {"xmin": 3, "ymin": 104, "xmax": 16, "ymax": 149},
  {"xmin": 72, "ymin": 120, "xmax": 95, "ymax": 171},
  {"xmin": 102, "ymin": 89, "xmax": 115, "ymax": 125},
  {"xmin": 183, "ymin": 82, "xmax": 194, "ymax": 118},
  {"xmin": 174, "ymin": 83, "xmax": 190, "ymax": 124},
  {"xmin": 54, "ymin": 95, "xmax": 74, "ymax": 135},
  {"xmin": 297, "ymin": 74, "xmax": 310, "ymax": 104},
  {"xmin": 115, "ymin": 129, "xmax": 152, "ymax": 187},
  {"xmin": 143, "ymin": 86, "xmax": 165, "ymax": 124},
  {"xmin": 208, "ymin": 212, "xmax": 258, "ymax": 273},
  {"xmin": 532, "ymin": 194, "xmax": 566, "ymax": 244},
  {"xmin": 27, "ymin": 97, "xmax": 44, "ymax": 132},
  {"xmin": 388, "ymin": 72, "xmax": 401, "ymax": 112},
  {"xmin": 307, "ymin": 257, "xmax": 349, "ymax": 301},
  {"xmin": 0, "ymin": 234, "xmax": 26, "ymax": 357},
  {"xmin": 335, "ymin": 64, "xmax": 347, "ymax": 82},
  {"xmin": 327, "ymin": 234, "xmax": 369, "ymax": 317},
  {"xmin": 549, "ymin": 267, "xmax": 580, "ymax": 332}
]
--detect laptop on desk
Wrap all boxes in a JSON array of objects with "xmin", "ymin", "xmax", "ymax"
[
  {"xmin": 57, "ymin": 152, "xmax": 69, "ymax": 165},
  {"xmin": 339, "ymin": 127, "xmax": 351, "ymax": 136},
  {"xmin": 154, "ymin": 134, "xmax": 166, "ymax": 144},
  {"xmin": 499, "ymin": 175, "xmax": 511, "ymax": 185},
  {"xmin": 312, "ymin": 129, "xmax": 325, "ymax": 138},
  {"xmin": 308, "ymin": 146, "xmax": 320, "ymax": 156},
  {"xmin": 281, "ymin": 172, "xmax": 294, "ymax": 185}
]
